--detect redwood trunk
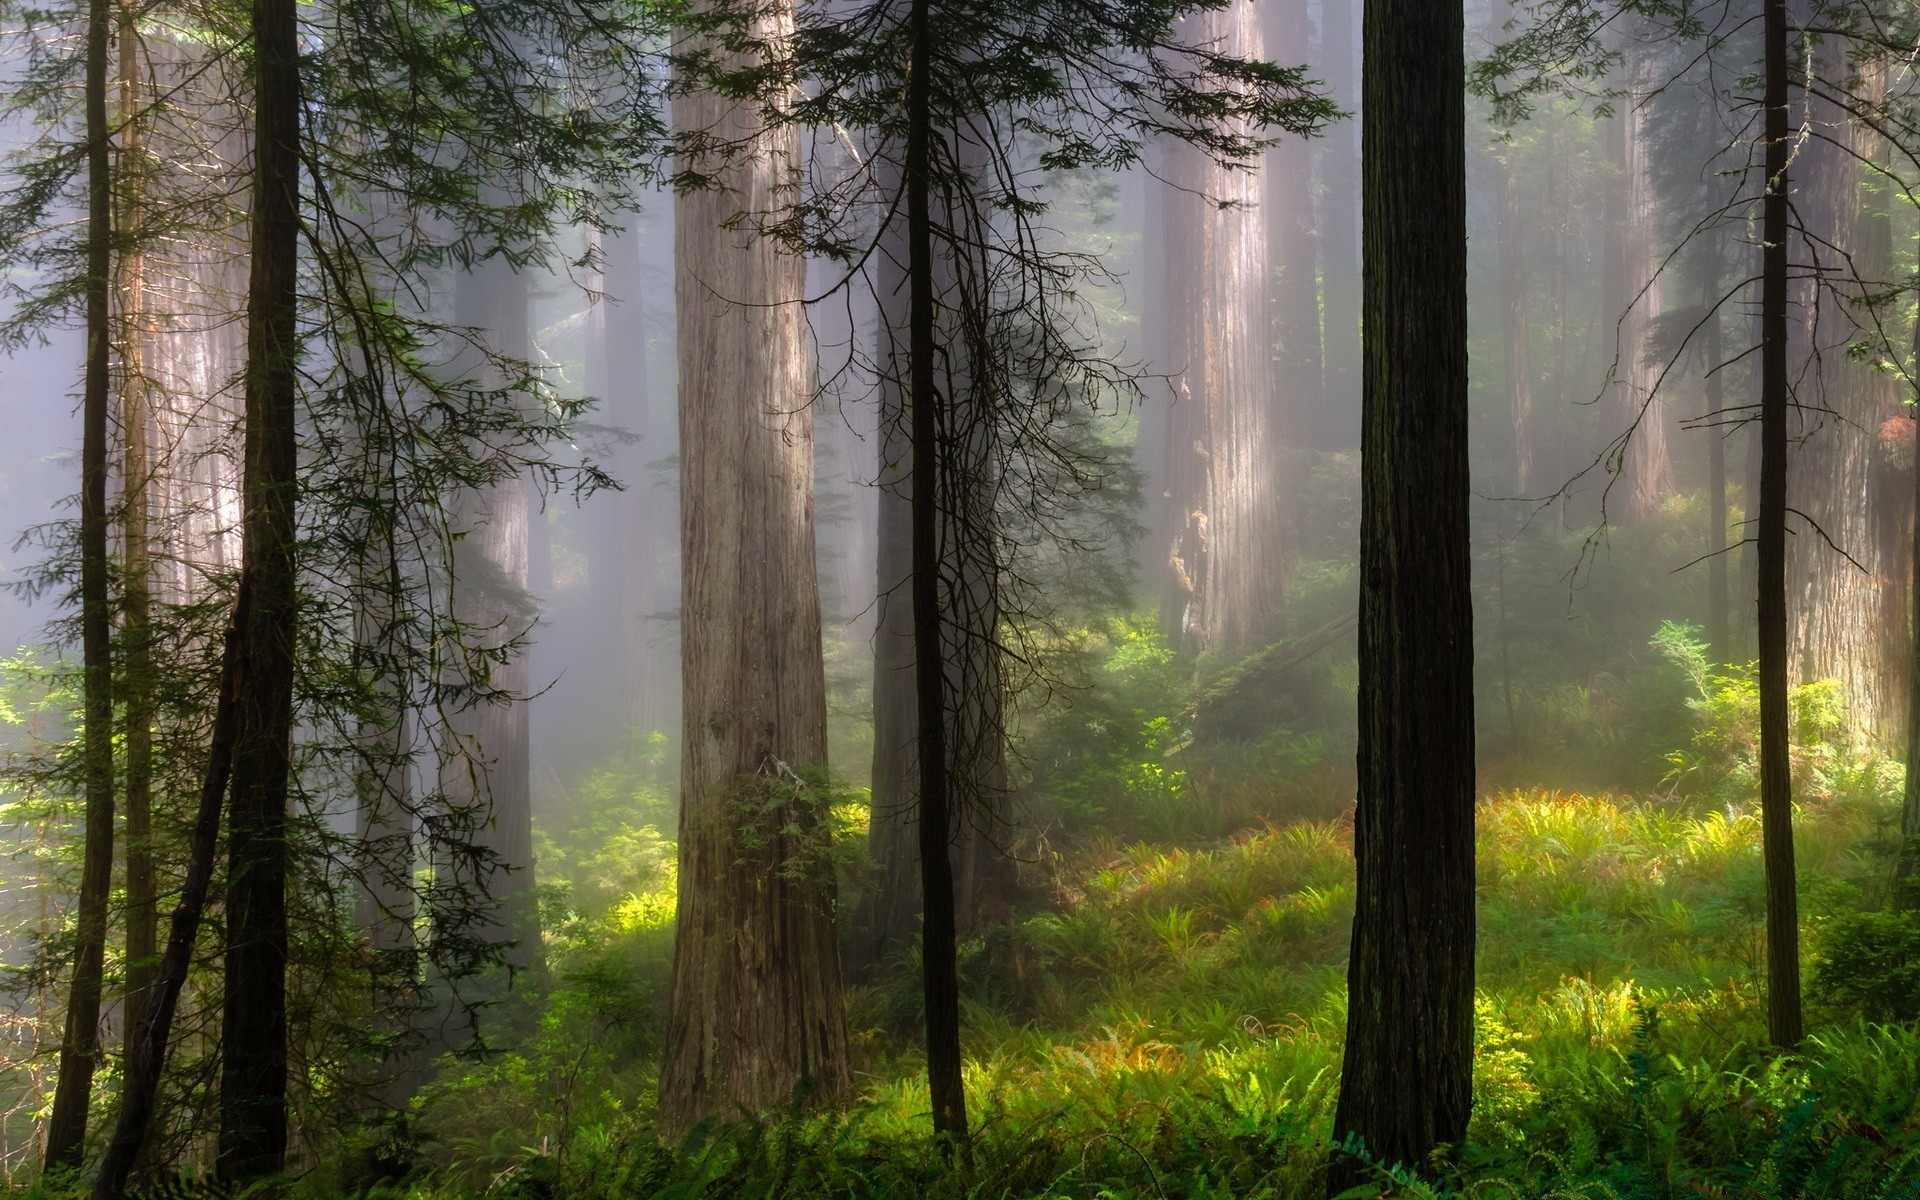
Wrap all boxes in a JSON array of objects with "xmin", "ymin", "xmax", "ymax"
[
  {"xmin": 1329, "ymin": 0, "xmax": 1476, "ymax": 1182},
  {"xmin": 1758, "ymin": 0, "xmax": 1803, "ymax": 1049},
  {"xmin": 1155, "ymin": 0, "xmax": 1282, "ymax": 658},
  {"xmin": 219, "ymin": 0, "xmax": 300, "ymax": 1170},
  {"xmin": 44, "ymin": 0, "xmax": 117, "ymax": 1165},
  {"xmin": 657, "ymin": 0, "xmax": 850, "ymax": 1138}
]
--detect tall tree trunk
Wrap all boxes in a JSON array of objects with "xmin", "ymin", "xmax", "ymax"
[
  {"xmin": 1490, "ymin": 17, "xmax": 1534, "ymax": 500},
  {"xmin": 1155, "ymin": 0, "xmax": 1282, "ymax": 659},
  {"xmin": 1329, "ymin": 0, "xmax": 1475, "ymax": 1182},
  {"xmin": 1757, "ymin": 0, "xmax": 1802, "ymax": 1050},
  {"xmin": 1317, "ymin": 0, "xmax": 1360, "ymax": 452},
  {"xmin": 219, "ymin": 0, "xmax": 300, "ymax": 1169},
  {"xmin": 656, "ymin": 0, "xmax": 850, "ymax": 1139},
  {"xmin": 44, "ymin": 0, "xmax": 117, "ymax": 1166},
  {"xmin": 1601, "ymin": 55, "xmax": 1676, "ymax": 520},
  {"xmin": 117, "ymin": 0, "xmax": 158, "ymax": 1078},
  {"xmin": 93, "ymin": 588, "xmax": 250, "ymax": 1200},
  {"xmin": 905, "ymin": 0, "xmax": 965, "ymax": 1147},
  {"xmin": 1786, "ymin": 55, "xmax": 1909, "ymax": 747},
  {"xmin": 1703, "ymin": 250, "xmax": 1730, "ymax": 660},
  {"xmin": 1902, "ymin": 318, "xmax": 1920, "ymax": 896},
  {"xmin": 1266, "ymin": 0, "xmax": 1321, "ymax": 454},
  {"xmin": 355, "ymin": 549, "xmax": 417, "ymax": 1108},
  {"xmin": 853, "ymin": 154, "xmax": 1014, "ymax": 980},
  {"xmin": 444, "ymin": 258, "xmax": 538, "ymax": 984}
]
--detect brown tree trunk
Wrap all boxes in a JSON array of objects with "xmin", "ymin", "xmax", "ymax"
[
  {"xmin": 1155, "ymin": 0, "xmax": 1282, "ymax": 659},
  {"xmin": 93, "ymin": 586, "xmax": 250, "ymax": 1200},
  {"xmin": 1758, "ymin": 0, "xmax": 1803, "ymax": 1050},
  {"xmin": 853, "ymin": 151, "xmax": 1014, "ymax": 979},
  {"xmin": 1329, "ymin": 0, "xmax": 1475, "ymax": 1182},
  {"xmin": 1702, "ymin": 250, "xmax": 1731, "ymax": 660},
  {"xmin": 1785, "ymin": 55, "xmax": 1909, "ymax": 748},
  {"xmin": 1601, "ymin": 55, "xmax": 1676, "ymax": 520},
  {"xmin": 117, "ymin": 0, "xmax": 158, "ymax": 1077},
  {"xmin": 44, "ymin": 0, "xmax": 117, "ymax": 1166},
  {"xmin": 1266, "ymin": 0, "xmax": 1321, "ymax": 452},
  {"xmin": 218, "ymin": 0, "xmax": 300, "ymax": 1171},
  {"xmin": 656, "ymin": 0, "xmax": 850, "ymax": 1139},
  {"xmin": 1902, "ymin": 328, "xmax": 1920, "ymax": 896}
]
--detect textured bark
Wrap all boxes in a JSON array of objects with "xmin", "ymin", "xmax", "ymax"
[
  {"xmin": 905, "ymin": 0, "xmax": 964, "ymax": 1145},
  {"xmin": 1155, "ymin": 0, "xmax": 1282, "ymax": 658},
  {"xmin": 218, "ymin": 0, "xmax": 300, "ymax": 1171},
  {"xmin": 657, "ymin": 0, "xmax": 850, "ymax": 1138},
  {"xmin": 1785, "ymin": 54, "xmax": 1910, "ymax": 748},
  {"xmin": 117, "ymin": 4, "xmax": 158, "ymax": 1076},
  {"xmin": 1903, "ymin": 364, "xmax": 1920, "ymax": 895},
  {"xmin": 1316, "ymin": 0, "xmax": 1360, "ymax": 452},
  {"xmin": 43, "ymin": 0, "xmax": 117, "ymax": 1165},
  {"xmin": 1266, "ymin": 0, "xmax": 1320, "ymax": 450},
  {"xmin": 1757, "ymin": 0, "xmax": 1802, "ymax": 1050},
  {"xmin": 1329, "ymin": 0, "xmax": 1476, "ymax": 1182},
  {"xmin": 93, "ymin": 588, "xmax": 250, "ymax": 1200},
  {"xmin": 1600, "ymin": 57, "xmax": 1677, "ymax": 520},
  {"xmin": 444, "ymin": 259, "xmax": 538, "ymax": 981}
]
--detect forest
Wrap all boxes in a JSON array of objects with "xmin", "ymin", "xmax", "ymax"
[{"xmin": 0, "ymin": 0, "xmax": 1916, "ymax": 1195}]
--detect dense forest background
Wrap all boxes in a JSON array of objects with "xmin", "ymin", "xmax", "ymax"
[{"xmin": 0, "ymin": 0, "xmax": 1915, "ymax": 1194}]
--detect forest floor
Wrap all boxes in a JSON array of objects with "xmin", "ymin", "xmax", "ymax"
[{"xmin": 383, "ymin": 785, "xmax": 1920, "ymax": 1200}]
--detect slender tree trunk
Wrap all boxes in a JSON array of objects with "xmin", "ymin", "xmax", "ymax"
[
  {"xmin": 219, "ymin": 0, "xmax": 300, "ymax": 1170},
  {"xmin": 656, "ymin": 0, "xmax": 850, "ymax": 1139},
  {"xmin": 1903, "ymin": 358, "xmax": 1920, "ymax": 895},
  {"xmin": 1329, "ymin": 0, "xmax": 1475, "ymax": 1182},
  {"xmin": 1703, "ymin": 252, "xmax": 1730, "ymax": 659},
  {"xmin": 1902, "ymin": 317, "xmax": 1920, "ymax": 896},
  {"xmin": 44, "ymin": 0, "xmax": 117, "ymax": 1167},
  {"xmin": 93, "ymin": 587, "xmax": 250, "ymax": 1200},
  {"xmin": 854, "ymin": 149, "xmax": 1014, "ymax": 979},
  {"xmin": 1757, "ymin": 0, "xmax": 1802, "ymax": 1050},
  {"xmin": 906, "ymin": 0, "xmax": 965, "ymax": 1148},
  {"xmin": 117, "ymin": 2, "xmax": 158, "ymax": 1076}
]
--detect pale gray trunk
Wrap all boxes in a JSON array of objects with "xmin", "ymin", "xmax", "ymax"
[{"xmin": 1154, "ymin": 0, "xmax": 1283, "ymax": 658}]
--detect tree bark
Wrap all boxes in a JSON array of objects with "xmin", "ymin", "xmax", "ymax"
[
  {"xmin": 657, "ymin": 0, "xmax": 850, "ymax": 1139},
  {"xmin": 1785, "ymin": 53, "xmax": 1909, "ymax": 748},
  {"xmin": 1266, "ymin": 0, "xmax": 1321, "ymax": 454},
  {"xmin": 93, "ymin": 585, "xmax": 250, "ymax": 1200},
  {"xmin": 117, "ymin": 0, "xmax": 158, "ymax": 1078},
  {"xmin": 905, "ymin": 0, "xmax": 966, "ymax": 1147},
  {"xmin": 44, "ymin": 0, "xmax": 117, "ymax": 1166},
  {"xmin": 854, "ymin": 149, "xmax": 1014, "ymax": 979},
  {"xmin": 1600, "ymin": 54, "xmax": 1676, "ymax": 520},
  {"xmin": 1758, "ymin": 0, "xmax": 1803, "ymax": 1050},
  {"xmin": 1329, "ymin": 0, "xmax": 1475, "ymax": 1182},
  {"xmin": 1703, "ymin": 250, "xmax": 1730, "ymax": 660},
  {"xmin": 218, "ymin": 0, "xmax": 300, "ymax": 1170},
  {"xmin": 1155, "ymin": 0, "xmax": 1282, "ymax": 659},
  {"xmin": 1316, "ymin": 0, "xmax": 1360, "ymax": 452},
  {"xmin": 443, "ymin": 258, "xmax": 538, "ymax": 984}
]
